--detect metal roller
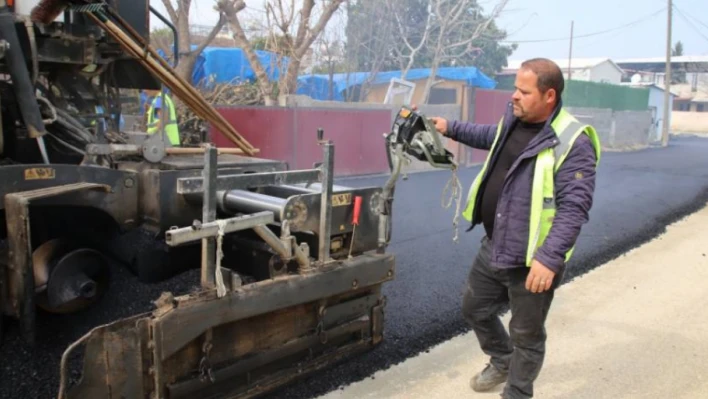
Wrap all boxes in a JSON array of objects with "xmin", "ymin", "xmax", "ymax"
[
  {"xmin": 218, "ymin": 190, "xmax": 287, "ymax": 220},
  {"xmin": 218, "ymin": 190, "xmax": 308, "ymax": 227}
]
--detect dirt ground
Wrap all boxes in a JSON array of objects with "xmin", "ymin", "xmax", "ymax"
[{"xmin": 318, "ymin": 205, "xmax": 708, "ymax": 399}]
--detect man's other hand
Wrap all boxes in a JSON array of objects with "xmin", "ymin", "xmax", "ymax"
[
  {"xmin": 525, "ymin": 259, "xmax": 555, "ymax": 293},
  {"xmin": 430, "ymin": 117, "xmax": 449, "ymax": 135}
]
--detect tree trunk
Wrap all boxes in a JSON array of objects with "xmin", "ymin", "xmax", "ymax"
[{"xmin": 175, "ymin": 54, "xmax": 198, "ymax": 82}]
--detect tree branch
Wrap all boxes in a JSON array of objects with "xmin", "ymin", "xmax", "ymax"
[
  {"xmin": 293, "ymin": 0, "xmax": 314, "ymax": 53},
  {"xmin": 192, "ymin": 14, "xmax": 227, "ymax": 56},
  {"xmin": 161, "ymin": 0, "xmax": 179, "ymax": 23},
  {"xmin": 218, "ymin": 0, "xmax": 276, "ymax": 103}
]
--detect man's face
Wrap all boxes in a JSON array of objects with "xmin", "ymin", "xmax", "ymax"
[{"xmin": 511, "ymin": 68, "xmax": 555, "ymax": 123}]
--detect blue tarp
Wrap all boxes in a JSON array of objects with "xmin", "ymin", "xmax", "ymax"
[
  {"xmin": 156, "ymin": 46, "xmax": 496, "ymax": 102},
  {"xmin": 155, "ymin": 45, "xmax": 288, "ymax": 87},
  {"xmin": 296, "ymin": 67, "xmax": 497, "ymax": 101},
  {"xmin": 191, "ymin": 46, "xmax": 289, "ymax": 87}
]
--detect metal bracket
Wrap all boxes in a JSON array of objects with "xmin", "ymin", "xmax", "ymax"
[
  {"xmin": 199, "ymin": 329, "xmax": 215, "ymax": 383},
  {"xmin": 142, "ymin": 131, "xmax": 167, "ymax": 163},
  {"xmin": 317, "ymin": 129, "xmax": 334, "ymax": 265},
  {"xmin": 4, "ymin": 182, "xmax": 111, "ymax": 344},
  {"xmin": 315, "ymin": 300, "xmax": 328, "ymax": 344}
]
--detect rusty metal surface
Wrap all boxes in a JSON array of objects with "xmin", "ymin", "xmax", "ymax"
[
  {"xmin": 0, "ymin": 165, "xmax": 139, "ymax": 229},
  {"xmin": 4, "ymin": 183, "xmax": 111, "ymax": 343},
  {"xmin": 201, "ymin": 147, "xmax": 218, "ymax": 289},
  {"xmin": 59, "ymin": 314, "xmax": 150, "ymax": 399},
  {"xmin": 318, "ymin": 140, "xmax": 334, "ymax": 263},
  {"xmin": 165, "ymin": 212, "xmax": 275, "ymax": 247},
  {"xmin": 156, "ymin": 252, "xmax": 394, "ymax": 361},
  {"xmin": 61, "ymin": 252, "xmax": 395, "ymax": 399},
  {"xmin": 158, "ymin": 154, "xmax": 285, "ymax": 171},
  {"xmin": 138, "ymin": 161, "xmax": 286, "ymax": 233},
  {"xmin": 166, "ymin": 317, "xmax": 372, "ymax": 399}
]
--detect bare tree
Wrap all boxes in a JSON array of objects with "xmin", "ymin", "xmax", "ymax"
[
  {"xmin": 159, "ymin": 0, "xmax": 232, "ymax": 81},
  {"xmin": 218, "ymin": 0, "xmax": 346, "ymax": 105},
  {"xmin": 420, "ymin": 0, "xmax": 509, "ymax": 103},
  {"xmin": 342, "ymin": 0, "xmax": 398, "ymax": 102},
  {"xmin": 391, "ymin": 1, "xmax": 434, "ymax": 79}
]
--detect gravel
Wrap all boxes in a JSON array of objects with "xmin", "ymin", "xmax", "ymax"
[{"xmin": 0, "ymin": 260, "xmax": 200, "ymax": 399}]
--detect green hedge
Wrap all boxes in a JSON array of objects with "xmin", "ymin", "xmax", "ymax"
[{"xmin": 493, "ymin": 76, "xmax": 650, "ymax": 111}]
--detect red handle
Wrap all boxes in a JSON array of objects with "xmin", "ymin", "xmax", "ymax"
[{"xmin": 352, "ymin": 196, "xmax": 363, "ymax": 225}]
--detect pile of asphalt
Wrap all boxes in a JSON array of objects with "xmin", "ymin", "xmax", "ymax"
[{"xmin": 0, "ymin": 258, "xmax": 201, "ymax": 399}]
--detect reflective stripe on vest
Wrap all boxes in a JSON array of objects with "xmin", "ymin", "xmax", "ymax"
[
  {"xmin": 461, "ymin": 107, "xmax": 602, "ymax": 266},
  {"xmin": 147, "ymin": 94, "xmax": 180, "ymax": 146}
]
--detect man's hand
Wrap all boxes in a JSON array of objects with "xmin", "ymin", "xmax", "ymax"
[
  {"xmin": 525, "ymin": 259, "xmax": 556, "ymax": 293},
  {"xmin": 411, "ymin": 104, "xmax": 448, "ymax": 136},
  {"xmin": 429, "ymin": 117, "xmax": 449, "ymax": 136}
]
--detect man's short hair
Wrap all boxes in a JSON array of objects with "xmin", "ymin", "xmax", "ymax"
[{"xmin": 520, "ymin": 58, "xmax": 565, "ymax": 98}]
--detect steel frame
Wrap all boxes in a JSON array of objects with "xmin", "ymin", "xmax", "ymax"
[{"xmin": 57, "ymin": 136, "xmax": 396, "ymax": 399}]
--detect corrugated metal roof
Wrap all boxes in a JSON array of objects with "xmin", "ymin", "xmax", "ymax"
[{"xmin": 615, "ymin": 55, "xmax": 708, "ymax": 64}]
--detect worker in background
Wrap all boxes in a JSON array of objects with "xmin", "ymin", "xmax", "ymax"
[
  {"xmin": 145, "ymin": 88, "xmax": 180, "ymax": 146},
  {"xmin": 427, "ymin": 58, "xmax": 601, "ymax": 399}
]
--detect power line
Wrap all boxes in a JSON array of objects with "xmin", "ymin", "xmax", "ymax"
[
  {"xmin": 687, "ymin": 14, "xmax": 708, "ymax": 32},
  {"xmin": 673, "ymin": 0, "xmax": 708, "ymax": 31},
  {"xmin": 673, "ymin": 4, "xmax": 708, "ymax": 43},
  {"xmin": 496, "ymin": 7, "xmax": 666, "ymax": 43}
]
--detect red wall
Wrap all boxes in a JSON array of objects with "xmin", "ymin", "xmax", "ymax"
[
  {"xmin": 211, "ymin": 107, "xmax": 392, "ymax": 176},
  {"xmin": 469, "ymin": 89, "xmax": 513, "ymax": 163},
  {"xmin": 209, "ymin": 90, "xmax": 514, "ymax": 176}
]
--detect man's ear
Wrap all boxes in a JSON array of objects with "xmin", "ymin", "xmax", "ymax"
[{"xmin": 545, "ymin": 89, "xmax": 557, "ymax": 106}]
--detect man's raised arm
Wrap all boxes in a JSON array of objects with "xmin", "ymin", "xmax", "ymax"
[{"xmin": 431, "ymin": 117, "xmax": 498, "ymax": 150}]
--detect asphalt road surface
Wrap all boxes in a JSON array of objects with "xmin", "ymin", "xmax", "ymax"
[
  {"xmin": 266, "ymin": 134, "xmax": 708, "ymax": 399},
  {"xmin": 316, "ymin": 198, "xmax": 708, "ymax": 399},
  {"xmin": 2, "ymin": 135, "xmax": 708, "ymax": 399}
]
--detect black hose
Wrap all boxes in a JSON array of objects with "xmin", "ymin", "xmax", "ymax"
[
  {"xmin": 0, "ymin": 6, "xmax": 46, "ymax": 139},
  {"xmin": 149, "ymin": 5, "xmax": 179, "ymax": 66}
]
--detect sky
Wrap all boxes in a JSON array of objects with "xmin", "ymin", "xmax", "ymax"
[{"xmin": 149, "ymin": 0, "xmax": 708, "ymax": 63}]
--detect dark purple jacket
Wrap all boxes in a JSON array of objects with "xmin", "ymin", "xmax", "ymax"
[{"xmin": 448, "ymin": 101, "xmax": 598, "ymax": 273}]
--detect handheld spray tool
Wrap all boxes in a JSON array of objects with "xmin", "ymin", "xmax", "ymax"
[{"xmin": 379, "ymin": 106, "xmax": 464, "ymax": 249}]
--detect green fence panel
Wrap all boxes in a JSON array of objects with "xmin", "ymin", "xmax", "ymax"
[
  {"xmin": 563, "ymin": 80, "xmax": 649, "ymax": 111},
  {"xmin": 491, "ymin": 77, "xmax": 650, "ymax": 111}
]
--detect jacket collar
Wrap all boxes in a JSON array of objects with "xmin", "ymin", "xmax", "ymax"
[{"xmin": 503, "ymin": 98, "xmax": 563, "ymax": 132}]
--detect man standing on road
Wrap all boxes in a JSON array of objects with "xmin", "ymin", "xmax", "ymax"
[{"xmin": 429, "ymin": 58, "xmax": 601, "ymax": 398}]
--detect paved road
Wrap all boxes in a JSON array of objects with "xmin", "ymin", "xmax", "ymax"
[
  {"xmin": 316, "ymin": 201, "xmax": 708, "ymax": 399},
  {"xmin": 266, "ymin": 134, "xmax": 708, "ymax": 399}
]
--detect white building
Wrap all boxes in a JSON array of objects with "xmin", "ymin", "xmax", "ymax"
[
  {"xmin": 501, "ymin": 58, "xmax": 624, "ymax": 84},
  {"xmin": 620, "ymin": 80, "xmax": 677, "ymax": 141}
]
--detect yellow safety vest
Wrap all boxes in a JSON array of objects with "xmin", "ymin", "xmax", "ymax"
[
  {"xmin": 147, "ymin": 94, "xmax": 180, "ymax": 146},
  {"xmin": 461, "ymin": 108, "xmax": 602, "ymax": 266}
]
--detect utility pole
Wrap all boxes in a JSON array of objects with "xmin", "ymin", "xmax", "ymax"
[
  {"xmin": 568, "ymin": 21, "xmax": 574, "ymax": 80},
  {"xmin": 662, "ymin": 0, "xmax": 672, "ymax": 146}
]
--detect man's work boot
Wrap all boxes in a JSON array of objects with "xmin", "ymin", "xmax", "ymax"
[{"xmin": 470, "ymin": 363, "xmax": 508, "ymax": 392}]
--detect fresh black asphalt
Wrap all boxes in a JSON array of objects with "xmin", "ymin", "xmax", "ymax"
[{"xmin": 2, "ymin": 135, "xmax": 708, "ymax": 399}]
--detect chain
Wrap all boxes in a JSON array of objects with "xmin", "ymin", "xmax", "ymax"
[
  {"xmin": 315, "ymin": 303, "xmax": 327, "ymax": 344},
  {"xmin": 441, "ymin": 164, "xmax": 463, "ymax": 244},
  {"xmin": 214, "ymin": 219, "xmax": 228, "ymax": 298},
  {"xmin": 199, "ymin": 336, "xmax": 215, "ymax": 383}
]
